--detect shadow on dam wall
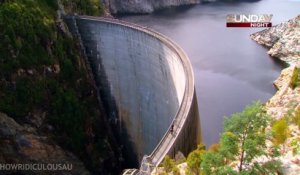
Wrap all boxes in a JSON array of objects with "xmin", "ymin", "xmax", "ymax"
[{"xmin": 64, "ymin": 15, "xmax": 201, "ymax": 169}]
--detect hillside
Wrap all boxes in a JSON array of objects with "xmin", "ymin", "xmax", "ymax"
[
  {"xmin": 0, "ymin": 0, "xmax": 120, "ymax": 174},
  {"xmin": 251, "ymin": 15, "xmax": 300, "ymax": 174}
]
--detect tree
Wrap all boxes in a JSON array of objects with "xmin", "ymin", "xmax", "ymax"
[
  {"xmin": 200, "ymin": 135, "xmax": 239, "ymax": 175},
  {"xmin": 201, "ymin": 151, "xmax": 229, "ymax": 175},
  {"xmin": 219, "ymin": 131, "xmax": 239, "ymax": 162},
  {"xmin": 198, "ymin": 102, "xmax": 282, "ymax": 175},
  {"xmin": 251, "ymin": 160, "xmax": 282, "ymax": 175},
  {"xmin": 222, "ymin": 102, "xmax": 270, "ymax": 172}
]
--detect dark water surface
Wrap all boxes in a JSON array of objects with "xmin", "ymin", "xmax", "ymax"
[{"xmin": 119, "ymin": 0, "xmax": 300, "ymax": 147}]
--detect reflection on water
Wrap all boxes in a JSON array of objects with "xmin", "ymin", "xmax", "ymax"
[{"xmin": 119, "ymin": 0, "xmax": 300, "ymax": 146}]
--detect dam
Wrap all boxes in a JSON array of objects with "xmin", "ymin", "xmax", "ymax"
[{"xmin": 65, "ymin": 16, "xmax": 200, "ymax": 172}]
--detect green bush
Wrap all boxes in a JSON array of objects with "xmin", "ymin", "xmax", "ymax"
[
  {"xmin": 44, "ymin": 0, "xmax": 58, "ymax": 10},
  {"xmin": 162, "ymin": 155, "xmax": 177, "ymax": 173},
  {"xmin": 290, "ymin": 68, "xmax": 299, "ymax": 89},
  {"xmin": 172, "ymin": 166, "xmax": 180, "ymax": 175},
  {"xmin": 61, "ymin": 0, "xmax": 104, "ymax": 16},
  {"xmin": 291, "ymin": 138, "xmax": 300, "ymax": 155},
  {"xmin": 271, "ymin": 118, "xmax": 290, "ymax": 146},
  {"xmin": 271, "ymin": 146, "xmax": 281, "ymax": 157},
  {"xmin": 187, "ymin": 144, "xmax": 206, "ymax": 174},
  {"xmin": 61, "ymin": 58, "xmax": 76, "ymax": 81},
  {"xmin": 0, "ymin": 0, "xmax": 55, "ymax": 74},
  {"xmin": 292, "ymin": 107, "xmax": 300, "ymax": 129},
  {"xmin": 201, "ymin": 151, "xmax": 225, "ymax": 175},
  {"xmin": 49, "ymin": 88, "xmax": 85, "ymax": 150}
]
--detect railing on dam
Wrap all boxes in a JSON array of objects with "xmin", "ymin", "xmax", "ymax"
[{"xmin": 67, "ymin": 15, "xmax": 198, "ymax": 174}]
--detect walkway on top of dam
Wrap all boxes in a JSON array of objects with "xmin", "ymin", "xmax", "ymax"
[{"xmin": 69, "ymin": 15, "xmax": 197, "ymax": 174}]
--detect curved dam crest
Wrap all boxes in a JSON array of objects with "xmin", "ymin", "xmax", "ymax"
[{"xmin": 64, "ymin": 16, "xmax": 201, "ymax": 170}]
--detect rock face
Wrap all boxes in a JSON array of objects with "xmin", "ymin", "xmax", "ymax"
[
  {"xmin": 103, "ymin": 0, "xmax": 201, "ymax": 14},
  {"xmin": 251, "ymin": 15, "xmax": 300, "ymax": 66},
  {"xmin": 266, "ymin": 66, "xmax": 299, "ymax": 120},
  {"xmin": 265, "ymin": 66, "xmax": 300, "ymax": 175},
  {"xmin": 251, "ymin": 15, "xmax": 300, "ymax": 175},
  {"xmin": 0, "ymin": 112, "xmax": 90, "ymax": 175},
  {"xmin": 251, "ymin": 14, "xmax": 300, "ymax": 120}
]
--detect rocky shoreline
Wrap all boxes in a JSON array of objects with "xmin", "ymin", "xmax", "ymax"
[
  {"xmin": 102, "ymin": 0, "xmax": 201, "ymax": 14},
  {"xmin": 251, "ymin": 15, "xmax": 300, "ymax": 67},
  {"xmin": 251, "ymin": 15, "xmax": 300, "ymax": 174}
]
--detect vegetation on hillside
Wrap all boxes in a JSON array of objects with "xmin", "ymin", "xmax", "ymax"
[
  {"xmin": 271, "ymin": 118, "xmax": 290, "ymax": 146},
  {"xmin": 163, "ymin": 155, "xmax": 180, "ymax": 174},
  {"xmin": 291, "ymin": 68, "xmax": 299, "ymax": 89},
  {"xmin": 61, "ymin": 0, "xmax": 103, "ymax": 16},
  {"xmin": 162, "ymin": 102, "xmax": 285, "ymax": 175},
  {"xmin": 0, "ymin": 0, "xmax": 117, "ymax": 174}
]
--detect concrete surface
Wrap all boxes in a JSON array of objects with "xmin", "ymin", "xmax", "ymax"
[{"xmin": 65, "ymin": 16, "xmax": 200, "ymax": 169}]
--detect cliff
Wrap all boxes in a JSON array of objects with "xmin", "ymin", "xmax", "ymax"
[
  {"xmin": 0, "ymin": 112, "xmax": 90, "ymax": 174},
  {"xmin": 251, "ymin": 15, "xmax": 300, "ymax": 66},
  {"xmin": 250, "ymin": 15, "xmax": 300, "ymax": 120},
  {"xmin": 103, "ymin": 0, "xmax": 201, "ymax": 14},
  {"xmin": 251, "ymin": 15, "xmax": 300, "ymax": 174}
]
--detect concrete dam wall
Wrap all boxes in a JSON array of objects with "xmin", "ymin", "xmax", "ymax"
[{"xmin": 65, "ymin": 16, "xmax": 200, "ymax": 169}]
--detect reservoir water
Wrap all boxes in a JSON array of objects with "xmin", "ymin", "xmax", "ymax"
[{"xmin": 119, "ymin": 0, "xmax": 300, "ymax": 147}]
